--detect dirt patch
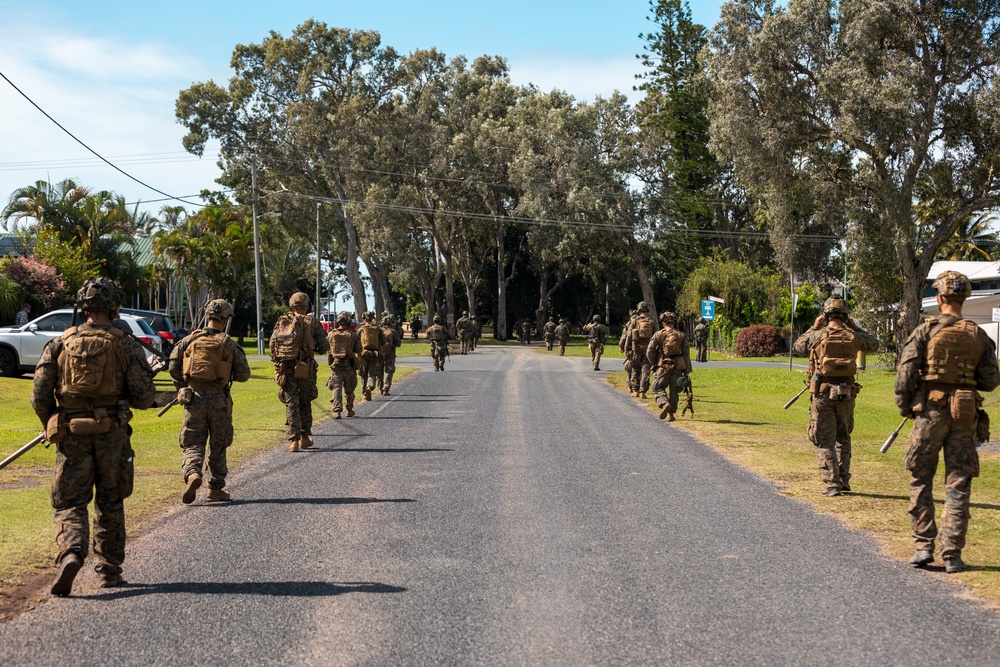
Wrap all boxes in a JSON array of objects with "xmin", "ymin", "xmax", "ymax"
[
  {"xmin": 0, "ymin": 569, "xmax": 55, "ymax": 623},
  {"xmin": 0, "ymin": 474, "xmax": 47, "ymax": 491}
]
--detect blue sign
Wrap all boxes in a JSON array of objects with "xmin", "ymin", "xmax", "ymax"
[{"xmin": 701, "ymin": 300, "xmax": 715, "ymax": 320}]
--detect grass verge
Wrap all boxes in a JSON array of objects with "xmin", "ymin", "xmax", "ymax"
[
  {"xmin": 0, "ymin": 359, "xmax": 417, "ymax": 600},
  {"xmin": 608, "ymin": 365, "xmax": 1000, "ymax": 605}
]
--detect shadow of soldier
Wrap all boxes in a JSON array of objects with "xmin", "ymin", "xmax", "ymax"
[{"xmin": 82, "ymin": 580, "xmax": 407, "ymax": 601}]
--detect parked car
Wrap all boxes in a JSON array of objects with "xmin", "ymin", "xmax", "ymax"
[
  {"xmin": 119, "ymin": 308, "xmax": 178, "ymax": 351},
  {"xmin": 0, "ymin": 309, "xmax": 164, "ymax": 377}
]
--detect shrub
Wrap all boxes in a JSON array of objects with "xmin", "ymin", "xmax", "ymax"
[
  {"xmin": 735, "ymin": 324, "xmax": 779, "ymax": 357},
  {"xmin": 0, "ymin": 255, "xmax": 68, "ymax": 309}
]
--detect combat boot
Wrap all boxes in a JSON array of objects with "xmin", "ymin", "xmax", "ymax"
[
  {"xmin": 289, "ymin": 439, "xmax": 300, "ymax": 452},
  {"xmin": 945, "ymin": 555, "xmax": 966, "ymax": 574},
  {"xmin": 384, "ymin": 388, "xmax": 391, "ymax": 396},
  {"xmin": 182, "ymin": 473, "xmax": 202, "ymax": 505},
  {"xmin": 300, "ymin": 435, "xmax": 313, "ymax": 449},
  {"xmin": 821, "ymin": 487, "xmax": 841, "ymax": 497},
  {"xmin": 667, "ymin": 412, "xmax": 676, "ymax": 422},
  {"xmin": 50, "ymin": 552, "xmax": 82, "ymax": 596},
  {"xmin": 98, "ymin": 573, "xmax": 124, "ymax": 588},
  {"xmin": 346, "ymin": 406, "xmax": 355, "ymax": 417},
  {"xmin": 909, "ymin": 549, "xmax": 934, "ymax": 567},
  {"xmin": 364, "ymin": 389, "xmax": 372, "ymax": 401},
  {"xmin": 333, "ymin": 411, "xmax": 342, "ymax": 419},
  {"xmin": 659, "ymin": 404, "xmax": 671, "ymax": 420},
  {"xmin": 207, "ymin": 487, "xmax": 231, "ymax": 502},
  {"xmin": 640, "ymin": 392, "xmax": 647, "ymax": 399}
]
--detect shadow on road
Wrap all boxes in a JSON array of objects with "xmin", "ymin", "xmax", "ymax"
[
  {"xmin": 315, "ymin": 447, "xmax": 453, "ymax": 454},
  {"xmin": 221, "ymin": 497, "xmax": 416, "ymax": 506},
  {"xmin": 81, "ymin": 580, "xmax": 407, "ymax": 600}
]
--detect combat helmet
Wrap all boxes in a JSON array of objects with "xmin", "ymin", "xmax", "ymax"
[
  {"xmin": 77, "ymin": 277, "xmax": 123, "ymax": 314},
  {"xmin": 636, "ymin": 301, "xmax": 650, "ymax": 314},
  {"xmin": 205, "ymin": 298, "xmax": 234, "ymax": 321},
  {"xmin": 659, "ymin": 311, "xmax": 676, "ymax": 324},
  {"xmin": 433, "ymin": 314, "xmax": 442, "ymax": 324},
  {"xmin": 289, "ymin": 292, "xmax": 310, "ymax": 309},
  {"xmin": 381, "ymin": 314, "xmax": 394, "ymax": 327},
  {"xmin": 362, "ymin": 311, "xmax": 375, "ymax": 323},
  {"xmin": 336, "ymin": 311, "xmax": 352, "ymax": 326},
  {"xmin": 822, "ymin": 296, "xmax": 849, "ymax": 319},
  {"xmin": 933, "ymin": 270, "xmax": 972, "ymax": 301},
  {"xmin": 592, "ymin": 314, "xmax": 601, "ymax": 323}
]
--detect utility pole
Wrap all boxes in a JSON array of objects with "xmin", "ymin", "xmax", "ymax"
[
  {"xmin": 251, "ymin": 155, "xmax": 264, "ymax": 356},
  {"xmin": 315, "ymin": 202, "xmax": 322, "ymax": 319}
]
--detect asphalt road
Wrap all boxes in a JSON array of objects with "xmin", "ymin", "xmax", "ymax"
[{"xmin": 4, "ymin": 346, "xmax": 1000, "ymax": 665}]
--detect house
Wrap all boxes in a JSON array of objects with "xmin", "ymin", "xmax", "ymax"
[{"xmin": 922, "ymin": 260, "xmax": 1000, "ymax": 348}]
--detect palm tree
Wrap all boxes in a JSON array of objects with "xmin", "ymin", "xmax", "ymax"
[
  {"xmin": 1, "ymin": 179, "xmax": 89, "ymax": 231},
  {"xmin": 935, "ymin": 212, "xmax": 999, "ymax": 261}
]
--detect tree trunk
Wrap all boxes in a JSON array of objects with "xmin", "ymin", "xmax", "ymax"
[
  {"xmin": 496, "ymin": 222, "xmax": 508, "ymax": 340},
  {"xmin": 535, "ymin": 271, "xmax": 550, "ymax": 335},
  {"xmin": 443, "ymin": 250, "xmax": 457, "ymax": 337},
  {"xmin": 333, "ymin": 180, "xmax": 369, "ymax": 318},
  {"xmin": 621, "ymin": 234, "xmax": 655, "ymax": 313}
]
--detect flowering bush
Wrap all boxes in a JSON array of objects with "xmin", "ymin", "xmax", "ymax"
[
  {"xmin": 735, "ymin": 324, "xmax": 779, "ymax": 357},
  {"xmin": 0, "ymin": 256, "xmax": 68, "ymax": 309}
]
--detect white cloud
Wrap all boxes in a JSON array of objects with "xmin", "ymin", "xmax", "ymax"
[{"xmin": 507, "ymin": 54, "xmax": 645, "ymax": 103}]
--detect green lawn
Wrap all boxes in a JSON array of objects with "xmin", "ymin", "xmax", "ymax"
[
  {"xmin": 609, "ymin": 365, "xmax": 1000, "ymax": 603},
  {"xmin": 0, "ymin": 359, "xmax": 416, "ymax": 593}
]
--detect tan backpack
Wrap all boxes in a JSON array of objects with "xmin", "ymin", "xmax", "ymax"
[
  {"xmin": 813, "ymin": 328, "xmax": 857, "ymax": 378},
  {"xmin": 330, "ymin": 329, "xmax": 355, "ymax": 359},
  {"xmin": 360, "ymin": 324, "xmax": 380, "ymax": 352},
  {"xmin": 183, "ymin": 330, "xmax": 233, "ymax": 387},
  {"xmin": 926, "ymin": 318, "xmax": 981, "ymax": 386},
  {"xmin": 271, "ymin": 314, "xmax": 310, "ymax": 362},
  {"xmin": 58, "ymin": 326, "xmax": 126, "ymax": 407},
  {"xmin": 634, "ymin": 316, "xmax": 655, "ymax": 343},
  {"xmin": 660, "ymin": 328, "xmax": 684, "ymax": 357}
]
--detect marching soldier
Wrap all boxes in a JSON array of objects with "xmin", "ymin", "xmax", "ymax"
[
  {"xmin": 456, "ymin": 310, "xmax": 473, "ymax": 355},
  {"xmin": 554, "ymin": 318, "xmax": 571, "ymax": 356},
  {"xmin": 169, "ymin": 299, "xmax": 251, "ymax": 504},
  {"xmin": 357, "ymin": 311, "xmax": 384, "ymax": 401},
  {"xmin": 694, "ymin": 319, "xmax": 710, "ymax": 363},
  {"xmin": 519, "ymin": 319, "xmax": 532, "ymax": 345},
  {"xmin": 378, "ymin": 313, "xmax": 402, "ymax": 395},
  {"xmin": 426, "ymin": 315, "xmax": 449, "ymax": 370},
  {"xmin": 896, "ymin": 272, "xmax": 999, "ymax": 573},
  {"xmin": 471, "ymin": 316, "xmax": 481, "ymax": 350},
  {"xmin": 619, "ymin": 311, "xmax": 636, "ymax": 387},
  {"xmin": 584, "ymin": 314, "xmax": 610, "ymax": 371},
  {"xmin": 624, "ymin": 301, "xmax": 656, "ymax": 398},
  {"xmin": 793, "ymin": 296, "xmax": 879, "ymax": 496},
  {"xmin": 328, "ymin": 311, "xmax": 362, "ymax": 418},
  {"xmin": 31, "ymin": 278, "xmax": 155, "ymax": 595},
  {"xmin": 270, "ymin": 292, "xmax": 330, "ymax": 453},
  {"xmin": 543, "ymin": 316, "xmax": 557, "ymax": 351},
  {"xmin": 647, "ymin": 311, "xmax": 691, "ymax": 422},
  {"xmin": 410, "ymin": 315, "xmax": 423, "ymax": 340}
]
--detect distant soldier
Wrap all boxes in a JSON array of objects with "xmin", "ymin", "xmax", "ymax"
[
  {"xmin": 647, "ymin": 311, "xmax": 691, "ymax": 422},
  {"xmin": 426, "ymin": 314, "xmax": 449, "ymax": 370},
  {"xmin": 619, "ymin": 311, "xmax": 637, "ymax": 386},
  {"xmin": 694, "ymin": 319, "xmax": 710, "ymax": 363},
  {"xmin": 410, "ymin": 315, "xmax": 423, "ymax": 340},
  {"xmin": 793, "ymin": 296, "xmax": 879, "ymax": 497},
  {"xmin": 270, "ymin": 292, "xmax": 330, "ymax": 453},
  {"xmin": 357, "ymin": 311, "xmax": 384, "ymax": 401},
  {"xmin": 327, "ymin": 311, "xmax": 362, "ymax": 418},
  {"xmin": 456, "ymin": 310, "xmax": 473, "ymax": 355},
  {"xmin": 378, "ymin": 314, "xmax": 403, "ymax": 395},
  {"xmin": 554, "ymin": 318, "xmax": 571, "ymax": 356},
  {"xmin": 169, "ymin": 299, "xmax": 251, "ymax": 504},
  {"xmin": 31, "ymin": 278, "xmax": 155, "ymax": 594},
  {"xmin": 519, "ymin": 319, "xmax": 532, "ymax": 345},
  {"xmin": 896, "ymin": 272, "xmax": 1000, "ymax": 573},
  {"xmin": 471, "ymin": 316, "xmax": 482, "ymax": 351},
  {"xmin": 624, "ymin": 301, "xmax": 656, "ymax": 398},
  {"xmin": 543, "ymin": 316, "xmax": 557, "ymax": 351},
  {"xmin": 584, "ymin": 315, "xmax": 610, "ymax": 371}
]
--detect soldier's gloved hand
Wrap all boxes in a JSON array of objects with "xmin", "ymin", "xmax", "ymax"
[
  {"xmin": 813, "ymin": 315, "xmax": 825, "ymax": 329},
  {"xmin": 899, "ymin": 406, "xmax": 914, "ymax": 419}
]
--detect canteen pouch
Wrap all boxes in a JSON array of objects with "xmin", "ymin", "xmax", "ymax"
[
  {"xmin": 177, "ymin": 387, "xmax": 194, "ymax": 405},
  {"xmin": 351, "ymin": 356, "xmax": 361, "ymax": 371},
  {"xmin": 46, "ymin": 412, "xmax": 68, "ymax": 445},
  {"xmin": 950, "ymin": 388, "xmax": 977, "ymax": 426},
  {"xmin": 926, "ymin": 388, "xmax": 949, "ymax": 408},
  {"xmin": 977, "ymin": 409, "xmax": 991, "ymax": 444},
  {"xmin": 68, "ymin": 417, "xmax": 113, "ymax": 435},
  {"xmin": 293, "ymin": 360, "xmax": 311, "ymax": 380}
]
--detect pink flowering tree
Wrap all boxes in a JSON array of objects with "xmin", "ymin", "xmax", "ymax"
[{"xmin": 0, "ymin": 255, "xmax": 69, "ymax": 309}]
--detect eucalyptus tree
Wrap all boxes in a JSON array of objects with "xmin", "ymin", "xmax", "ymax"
[{"xmin": 705, "ymin": 0, "xmax": 1000, "ymax": 346}]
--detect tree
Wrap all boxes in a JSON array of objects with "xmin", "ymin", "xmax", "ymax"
[
  {"xmin": 933, "ymin": 212, "xmax": 999, "ymax": 261},
  {"xmin": 705, "ymin": 0, "xmax": 1000, "ymax": 348}
]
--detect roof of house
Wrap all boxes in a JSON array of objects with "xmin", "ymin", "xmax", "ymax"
[{"xmin": 927, "ymin": 260, "xmax": 1000, "ymax": 281}]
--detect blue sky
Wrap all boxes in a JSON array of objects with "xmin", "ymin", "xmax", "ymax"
[{"xmin": 0, "ymin": 0, "xmax": 726, "ymax": 216}]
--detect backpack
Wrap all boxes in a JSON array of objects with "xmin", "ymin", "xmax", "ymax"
[
  {"xmin": 634, "ymin": 316, "xmax": 655, "ymax": 342},
  {"xmin": 588, "ymin": 324, "xmax": 605, "ymax": 342},
  {"xmin": 660, "ymin": 328, "xmax": 684, "ymax": 357},
  {"xmin": 813, "ymin": 328, "xmax": 857, "ymax": 378},
  {"xmin": 271, "ymin": 314, "xmax": 309, "ymax": 362},
  {"xmin": 330, "ymin": 329, "xmax": 356, "ymax": 360},
  {"xmin": 360, "ymin": 324, "xmax": 380, "ymax": 352},
  {"xmin": 58, "ymin": 326, "xmax": 126, "ymax": 407},
  {"xmin": 925, "ymin": 318, "xmax": 981, "ymax": 386},
  {"xmin": 183, "ymin": 330, "xmax": 233, "ymax": 387}
]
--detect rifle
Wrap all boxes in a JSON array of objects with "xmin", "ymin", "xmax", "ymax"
[
  {"xmin": 681, "ymin": 375, "xmax": 695, "ymax": 417},
  {"xmin": 157, "ymin": 398, "xmax": 179, "ymax": 417},
  {"xmin": 783, "ymin": 383, "xmax": 810, "ymax": 410},
  {"xmin": 0, "ymin": 432, "xmax": 47, "ymax": 471},
  {"xmin": 880, "ymin": 417, "xmax": 909, "ymax": 454}
]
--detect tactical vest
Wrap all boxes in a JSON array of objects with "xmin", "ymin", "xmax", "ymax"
[
  {"xmin": 183, "ymin": 330, "xmax": 233, "ymax": 389},
  {"xmin": 555, "ymin": 325, "xmax": 569, "ymax": 341},
  {"xmin": 544, "ymin": 322, "xmax": 557, "ymax": 335},
  {"xmin": 925, "ymin": 318, "xmax": 981, "ymax": 386},
  {"xmin": 660, "ymin": 328, "xmax": 684, "ymax": 357},
  {"xmin": 330, "ymin": 328, "xmax": 355, "ymax": 360},
  {"xmin": 588, "ymin": 325, "xmax": 605, "ymax": 342},
  {"xmin": 812, "ymin": 328, "xmax": 857, "ymax": 378},
  {"xmin": 360, "ymin": 324, "xmax": 380, "ymax": 351},
  {"xmin": 380, "ymin": 327, "xmax": 397, "ymax": 355},
  {"xmin": 634, "ymin": 316, "xmax": 655, "ymax": 343},
  {"xmin": 427, "ymin": 325, "xmax": 447, "ymax": 342},
  {"xmin": 58, "ymin": 325, "xmax": 126, "ymax": 410}
]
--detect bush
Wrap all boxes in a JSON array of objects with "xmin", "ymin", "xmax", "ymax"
[{"xmin": 735, "ymin": 324, "xmax": 779, "ymax": 357}]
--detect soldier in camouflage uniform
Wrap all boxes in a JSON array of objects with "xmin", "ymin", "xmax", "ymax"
[
  {"xmin": 327, "ymin": 311, "xmax": 362, "ymax": 418},
  {"xmin": 793, "ymin": 296, "xmax": 879, "ymax": 497},
  {"xmin": 456, "ymin": 311, "xmax": 473, "ymax": 355},
  {"xmin": 694, "ymin": 319, "xmax": 710, "ymax": 363},
  {"xmin": 647, "ymin": 312, "xmax": 692, "ymax": 421},
  {"xmin": 471, "ymin": 316, "xmax": 481, "ymax": 351},
  {"xmin": 896, "ymin": 271, "xmax": 1000, "ymax": 573},
  {"xmin": 619, "ymin": 311, "xmax": 637, "ymax": 385},
  {"xmin": 426, "ymin": 314, "xmax": 450, "ymax": 370},
  {"xmin": 623, "ymin": 302, "xmax": 656, "ymax": 398},
  {"xmin": 554, "ymin": 318, "xmax": 571, "ymax": 356},
  {"xmin": 377, "ymin": 313, "xmax": 402, "ymax": 395},
  {"xmin": 543, "ymin": 317, "xmax": 557, "ymax": 351},
  {"xmin": 519, "ymin": 319, "xmax": 532, "ymax": 345},
  {"xmin": 31, "ymin": 278, "xmax": 155, "ymax": 595},
  {"xmin": 168, "ymin": 299, "xmax": 251, "ymax": 504},
  {"xmin": 270, "ymin": 292, "xmax": 330, "ymax": 453},
  {"xmin": 584, "ymin": 314, "xmax": 609, "ymax": 370},
  {"xmin": 357, "ymin": 311, "xmax": 384, "ymax": 401}
]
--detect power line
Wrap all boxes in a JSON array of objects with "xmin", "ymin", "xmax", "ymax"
[{"xmin": 0, "ymin": 69, "xmax": 203, "ymax": 207}]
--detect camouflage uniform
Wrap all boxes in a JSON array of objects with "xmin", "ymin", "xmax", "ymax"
[
  {"xmin": 619, "ymin": 313, "xmax": 636, "ymax": 384},
  {"xmin": 357, "ymin": 314, "xmax": 384, "ymax": 400},
  {"xmin": 584, "ymin": 316, "xmax": 609, "ymax": 370},
  {"xmin": 271, "ymin": 295, "xmax": 330, "ymax": 450},
  {"xmin": 410, "ymin": 317, "xmax": 422, "ymax": 340},
  {"xmin": 519, "ymin": 319, "xmax": 532, "ymax": 345},
  {"xmin": 647, "ymin": 313, "xmax": 692, "ymax": 420},
  {"xmin": 378, "ymin": 317, "xmax": 402, "ymax": 395},
  {"xmin": 328, "ymin": 315, "xmax": 362, "ymax": 417},
  {"xmin": 471, "ymin": 317, "xmax": 481, "ymax": 350},
  {"xmin": 896, "ymin": 278, "xmax": 999, "ymax": 566},
  {"xmin": 168, "ymin": 314, "xmax": 251, "ymax": 495},
  {"xmin": 694, "ymin": 321, "xmax": 709, "ymax": 363},
  {"xmin": 625, "ymin": 303, "xmax": 656, "ymax": 396},
  {"xmin": 31, "ymin": 279, "xmax": 155, "ymax": 590},
  {"xmin": 793, "ymin": 301, "xmax": 879, "ymax": 494},
  {"xmin": 554, "ymin": 320, "xmax": 570, "ymax": 356},
  {"xmin": 543, "ymin": 318, "xmax": 557, "ymax": 351},
  {"xmin": 426, "ymin": 318, "xmax": 449, "ymax": 370},
  {"xmin": 457, "ymin": 312, "xmax": 473, "ymax": 354}
]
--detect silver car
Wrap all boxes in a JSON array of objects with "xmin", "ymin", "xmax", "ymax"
[{"xmin": 0, "ymin": 309, "xmax": 165, "ymax": 377}]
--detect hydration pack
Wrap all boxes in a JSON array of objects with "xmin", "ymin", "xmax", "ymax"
[
  {"xmin": 813, "ymin": 328, "xmax": 857, "ymax": 378},
  {"xmin": 183, "ymin": 330, "xmax": 233, "ymax": 387},
  {"xmin": 58, "ymin": 326, "xmax": 126, "ymax": 407},
  {"xmin": 926, "ymin": 318, "xmax": 981, "ymax": 386},
  {"xmin": 271, "ymin": 314, "xmax": 313, "ymax": 362}
]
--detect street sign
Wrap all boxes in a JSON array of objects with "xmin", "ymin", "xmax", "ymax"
[
  {"xmin": 708, "ymin": 296, "xmax": 725, "ymax": 304},
  {"xmin": 992, "ymin": 308, "xmax": 1000, "ymax": 323},
  {"xmin": 701, "ymin": 300, "xmax": 715, "ymax": 320},
  {"xmin": 792, "ymin": 294, "xmax": 799, "ymax": 310}
]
